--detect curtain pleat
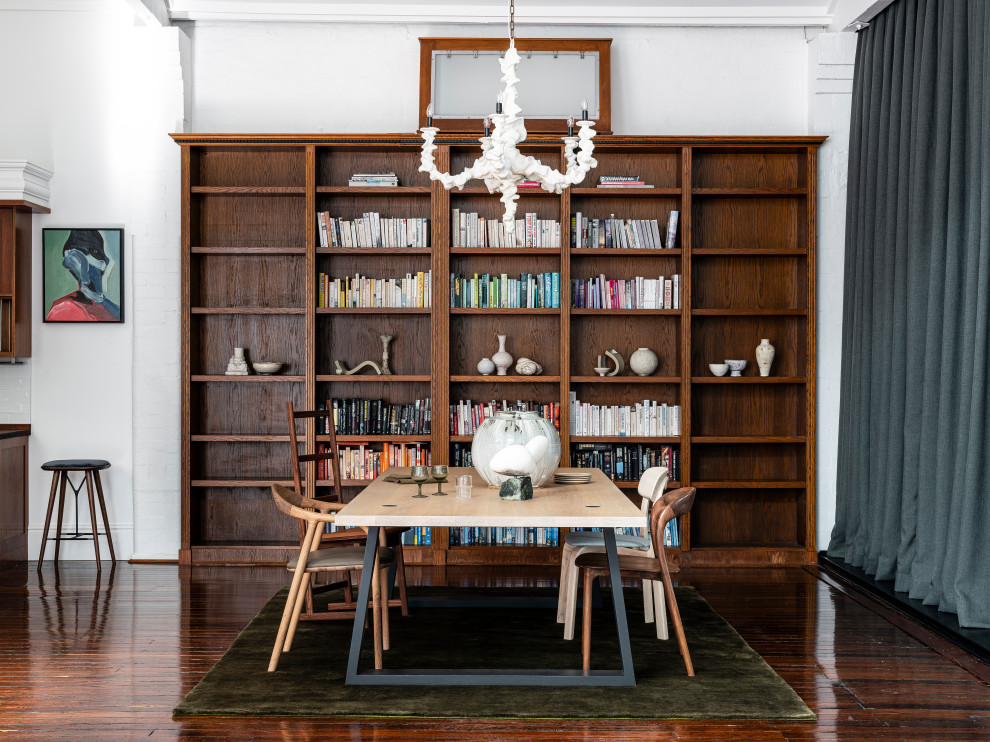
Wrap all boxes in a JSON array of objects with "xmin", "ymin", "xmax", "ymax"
[{"xmin": 828, "ymin": 0, "xmax": 990, "ymax": 628}]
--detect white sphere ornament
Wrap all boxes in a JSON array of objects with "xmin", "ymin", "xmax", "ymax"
[
  {"xmin": 477, "ymin": 357, "xmax": 496, "ymax": 375},
  {"xmin": 629, "ymin": 347, "xmax": 659, "ymax": 376}
]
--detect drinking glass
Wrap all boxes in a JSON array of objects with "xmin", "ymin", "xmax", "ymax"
[
  {"xmin": 430, "ymin": 465, "xmax": 449, "ymax": 496},
  {"xmin": 456, "ymin": 474, "xmax": 472, "ymax": 499},
  {"xmin": 410, "ymin": 466, "xmax": 429, "ymax": 498}
]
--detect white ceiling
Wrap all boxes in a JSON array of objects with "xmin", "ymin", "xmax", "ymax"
[{"xmin": 166, "ymin": 0, "xmax": 838, "ymax": 26}]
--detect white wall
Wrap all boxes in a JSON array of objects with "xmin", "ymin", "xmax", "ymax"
[
  {"xmin": 0, "ymin": 1, "xmax": 185, "ymax": 560},
  {"xmin": 188, "ymin": 22, "xmax": 809, "ymax": 134}
]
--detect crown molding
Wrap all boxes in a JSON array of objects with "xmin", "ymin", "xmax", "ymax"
[{"xmin": 0, "ymin": 161, "xmax": 54, "ymax": 210}]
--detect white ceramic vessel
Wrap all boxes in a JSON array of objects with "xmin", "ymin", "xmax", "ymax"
[
  {"xmin": 477, "ymin": 357, "xmax": 496, "ymax": 375},
  {"xmin": 225, "ymin": 347, "xmax": 249, "ymax": 375},
  {"xmin": 492, "ymin": 334, "xmax": 513, "ymax": 376},
  {"xmin": 709, "ymin": 363, "xmax": 729, "ymax": 377},
  {"xmin": 755, "ymin": 338, "xmax": 775, "ymax": 377},
  {"xmin": 629, "ymin": 347, "xmax": 659, "ymax": 376},
  {"xmin": 725, "ymin": 359, "xmax": 747, "ymax": 377}
]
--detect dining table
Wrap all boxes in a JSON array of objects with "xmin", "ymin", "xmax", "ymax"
[{"xmin": 333, "ymin": 466, "xmax": 644, "ymax": 686}]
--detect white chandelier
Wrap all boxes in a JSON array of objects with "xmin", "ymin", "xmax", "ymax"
[{"xmin": 419, "ymin": 0, "xmax": 598, "ymax": 243}]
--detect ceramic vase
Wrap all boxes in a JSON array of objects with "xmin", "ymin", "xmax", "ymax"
[
  {"xmin": 492, "ymin": 334, "xmax": 513, "ymax": 376},
  {"xmin": 755, "ymin": 338, "xmax": 775, "ymax": 377},
  {"xmin": 477, "ymin": 357, "xmax": 496, "ymax": 375},
  {"xmin": 225, "ymin": 347, "xmax": 249, "ymax": 376},
  {"xmin": 629, "ymin": 347, "xmax": 659, "ymax": 376}
]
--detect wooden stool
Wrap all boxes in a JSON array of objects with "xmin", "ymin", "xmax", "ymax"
[{"xmin": 38, "ymin": 460, "xmax": 115, "ymax": 570}]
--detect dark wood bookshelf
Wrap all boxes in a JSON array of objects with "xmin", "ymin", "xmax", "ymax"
[{"xmin": 175, "ymin": 133, "xmax": 822, "ymax": 567}]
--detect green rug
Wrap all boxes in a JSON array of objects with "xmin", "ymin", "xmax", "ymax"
[{"xmin": 174, "ymin": 586, "xmax": 814, "ymax": 720}]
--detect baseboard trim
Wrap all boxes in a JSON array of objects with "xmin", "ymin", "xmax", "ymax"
[{"xmin": 817, "ymin": 553, "xmax": 990, "ymax": 682}]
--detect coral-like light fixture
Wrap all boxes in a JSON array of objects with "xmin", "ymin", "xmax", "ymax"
[{"xmin": 419, "ymin": 0, "xmax": 598, "ymax": 244}]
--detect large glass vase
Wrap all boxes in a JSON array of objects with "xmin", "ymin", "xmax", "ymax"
[{"xmin": 471, "ymin": 410, "xmax": 561, "ymax": 487}]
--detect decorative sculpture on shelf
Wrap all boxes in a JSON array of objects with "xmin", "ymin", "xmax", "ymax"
[
  {"xmin": 418, "ymin": 0, "xmax": 597, "ymax": 239},
  {"xmin": 596, "ymin": 349, "xmax": 624, "ymax": 376},
  {"xmin": 515, "ymin": 357, "xmax": 543, "ymax": 375},
  {"xmin": 225, "ymin": 347, "xmax": 249, "ymax": 376},
  {"xmin": 334, "ymin": 359, "xmax": 382, "ymax": 375},
  {"xmin": 380, "ymin": 334, "xmax": 393, "ymax": 375}
]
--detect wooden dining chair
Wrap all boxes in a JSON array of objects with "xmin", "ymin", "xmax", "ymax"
[
  {"xmin": 556, "ymin": 466, "xmax": 669, "ymax": 640},
  {"xmin": 268, "ymin": 483, "xmax": 393, "ymax": 672},
  {"xmin": 286, "ymin": 401, "xmax": 409, "ymax": 620},
  {"xmin": 576, "ymin": 486, "xmax": 697, "ymax": 676}
]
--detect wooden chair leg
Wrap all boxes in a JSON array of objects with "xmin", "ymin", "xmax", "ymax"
[
  {"xmin": 283, "ymin": 573, "xmax": 313, "ymax": 652},
  {"xmin": 54, "ymin": 474, "xmax": 70, "ymax": 564},
  {"xmin": 581, "ymin": 569, "xmax": 594, "ymax": 671},
  {"xmin": 379, "ymin": 566, "xmax": 391, "ymax": 651},
  {"xmin": 562, "ymin": 545, "xmax": 583, "ymax": 640},
  {"xmin": 343, "ymin": 572, "xmax": 353, "ymax": 604},
  {"xmin": 92, "ymin": 470, "xmax": 116, "ymax": 562},
  {"xmin": 38, "ymin": 472, "xmax": 60, "ymax": 565},
  {"xmin": 394, "ymin": 543, "xmax": 410, "ymax": 616},
  {"xmin": 660, "ymin": 565, "xmax": 693, "ymax": 676},
  {"xmin": 84, "ymin": 472, "xmax": 102, "ymax": 571},
  {"xmin": 269, "ymin": 522, "xmax": 317, "ymax": 672},
  {"xmin": 643, "ymin": 579, "xmax": 654, "ymax": 623},
  {"xmin": 372, "ymin": 558, "xmax": 383, "ymax": 670},
  {"xmin": 556, "ymin": 542, "xmax": 576, "ymax": 622},
  {"xmin": 652, "ymin": 580, "xmax": 668, "ymax": 640}
]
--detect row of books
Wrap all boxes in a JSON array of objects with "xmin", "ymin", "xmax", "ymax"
[
  {"xmin": 576, "ymin": 521, "xmax": 681, "ymax": 547},
  {"xmin": 449, "ymin": 527, "xmax": 561, "ymax": 546},
  {"xmin": 401, "ymin": 527, "xmax": 432, "ymax": 545},
  {"xmin": 315, "ymin": 442, "xmax": 430, "ymax": 481},
  {"xmin": 572, "ymin": 211, "xmax": 679, "ymax": 250},
  {"xmin": 571, "ymin": 443, "xmax": 680, "ymax": 482},
  {"xmin": 450, "ymin": 400, "xmax": 561, "ymax": 436},
  {"xmin": 348, "ymin": 172, "xmax": 398, "ymax": 187},
  {"xmin": 320, "ymin": 398, "xmax": 431, "ymax": 436},
  {"xmin": 572, "ymin": 274, "xmax": 681, "ymax": 310},
  {"xmin": 450, "ymin": 272, "xmax": 561, "ymax": 309},
  {"xmin": 570, "ymin": 394, "xmax": 681, "ymax": 437},
  {"xmin": 452, "ymin": 210, "xmax": 561, "ymax": 248},
  {"xmin": 317, "ymin": 212, "xmax": 429, "ymax": 249},
  {"xmin": 596, "ymin": 175, "xmax": 654, "ymax": 189},
  {"xmin": 317, "ymin": 271, "xmax": 431, "ymax": 308}
]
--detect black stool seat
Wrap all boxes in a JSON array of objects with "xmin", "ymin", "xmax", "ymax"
[{"xmin": 42, "ymin": 459, "xmax": 111, "ymax": 471}]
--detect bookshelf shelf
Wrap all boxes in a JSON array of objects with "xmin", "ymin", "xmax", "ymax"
[
  {"xmin": 191, "ymin": 246, "xmax": 307, "ymax": 255},
  {"xmin": 316, "ymin": 307, "xmax": 431, "ymax": 314},
  {"xmin": 570, "ymin": 308, "xmax": 681, "ymax": 316},
  {"xmin": 317, "ymin": 246, "xmax": 432, "ymax": 255},
  {"xmin": 450, "ymin": 308, "xmax": 560, "ymax": 315},
  {"xmin": 570, "ymin": 248, "xmax": 682, "ymax": 257},
  {"xmin": 571, "ymin": 376, "xmax": 680, "ymax": 384},
  {"xmin": 315, "ymin": 374, "xmax": 430, "ymax": 383},
  {"xmin": 176, "ymin": 133, "xmax": 821, "ymax": 568},
  {"xmin": 450, "ymin": 375, "xmax": 562, "ymax": 383},
  {"xmin": 191, "ymin": 375, "xmax": 305, "ymax": 383}
]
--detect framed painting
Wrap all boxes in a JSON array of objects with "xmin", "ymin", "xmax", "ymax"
[{"xmin": 42, "ymin": 228, "xmax": 124, "ymax": 323}]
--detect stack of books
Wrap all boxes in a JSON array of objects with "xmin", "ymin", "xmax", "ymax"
[
  {"xmin": 318, "ymin": 271, "xmax": 431, "ymax": 308},
  {"xmin": 570, "ymin": 393, "xmax": 681, "ymax": 437},
  {"xmin": 451, "ymin": 210, "xmax": 561, "ymax": 248},
  {"xmin": 570, "ymin": 443, "xmax": 680, "ymax": 482},
  {"xmin": 318, "ymin": 212, "xmax": 428, "ymax": 248},
  {"xmin": 450, "ymin": 272, "xmax": 560, "ymax": 309},
  {"xmin": 348, "ymin": 172, "xmax": 398, "ymax": 187},
  {"xmin": 322, "ymin": 398, "xmax": 431, "ymax": 435},
  {"xmin": 597, "ymin": 175, "xmax": 653, "ymax": 189},
  {"xmin": 450, "ymin": 399, "xmax": 560, "ymax": 436},
  {"xmin": 573, "ymin": 211, "xmax": 679, "ymax": 249}
]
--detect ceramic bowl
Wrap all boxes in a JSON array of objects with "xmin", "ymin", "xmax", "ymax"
[
  {"xmin": 252, "ymin": 361, "xmax": 283, "ymax": 375},
  {"xmin": 724, "ymin": 359, "xmax": 747, "ymax": 377},
  {"xmin": 709, "ymin": 363, "xmax": 729, "ymax": 377}
]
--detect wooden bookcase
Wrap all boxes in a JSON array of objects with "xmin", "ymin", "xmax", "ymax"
[{"xmin": 174, "ymin": 133, "xmax": 823, "ymax": 567}]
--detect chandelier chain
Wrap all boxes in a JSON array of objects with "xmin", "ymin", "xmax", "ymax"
[{"xmin": 508, "ymin": 0, "xmax": 515, "ymax": 40}]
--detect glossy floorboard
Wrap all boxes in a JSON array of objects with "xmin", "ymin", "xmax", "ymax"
[{"xmin": 1, "ymin": 562, "xmax": 989, "ymax": 740}]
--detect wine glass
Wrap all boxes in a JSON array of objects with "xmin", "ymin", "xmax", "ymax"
[
  {"xmin": 410, "ymin": 466, "xmax": 429, "ymax": 498},
  {"xmin": 430, "ymin": 465, "xmax": 449, "ymax": 496}
]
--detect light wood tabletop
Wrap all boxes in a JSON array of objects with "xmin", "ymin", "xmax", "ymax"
[{"xmin": 334, "ymin": 467, "xmax": 643, "ymax": 529}]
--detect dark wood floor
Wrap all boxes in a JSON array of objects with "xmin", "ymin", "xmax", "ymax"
[{"xmin": 1, "ymin": 561, "xmax": 989, "ymax": 740}]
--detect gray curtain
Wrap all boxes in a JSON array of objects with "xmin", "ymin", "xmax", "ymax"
[{"xmin": 828, "ymin": 0, "xmax": 990, "ymax": 627}]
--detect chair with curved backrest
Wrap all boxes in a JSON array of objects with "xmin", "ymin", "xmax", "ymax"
[
  {"xmin": 268, "ymin": 483, "xmax": 393, "ymax": 672},
  {"xmin": 556, "ymin": 466, "xmax": 669, "ymax": 641},
  {"xmin": 576, "ymin": 486, "xmax": 697, "ymax": 676},
  {"xmin": 286, "ymin": 401, "xmax": 409, "ymax": 620}
]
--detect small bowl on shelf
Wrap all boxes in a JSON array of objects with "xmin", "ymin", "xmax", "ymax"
[
  {"xmin": 708, "ymin": 363, "xmax": 729, "ymax": 377},
  {"xmin": 724, "ymin": 359, "xmax": 747, "ymax": 377},
  {"xmin": 252, "ymin": 361, "xmax": 283, "ymax": 375}
]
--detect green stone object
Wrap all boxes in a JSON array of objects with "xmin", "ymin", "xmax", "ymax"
[{"xmin": 499, "ymin": 475, "xmax": 533, "ymax": 501}]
